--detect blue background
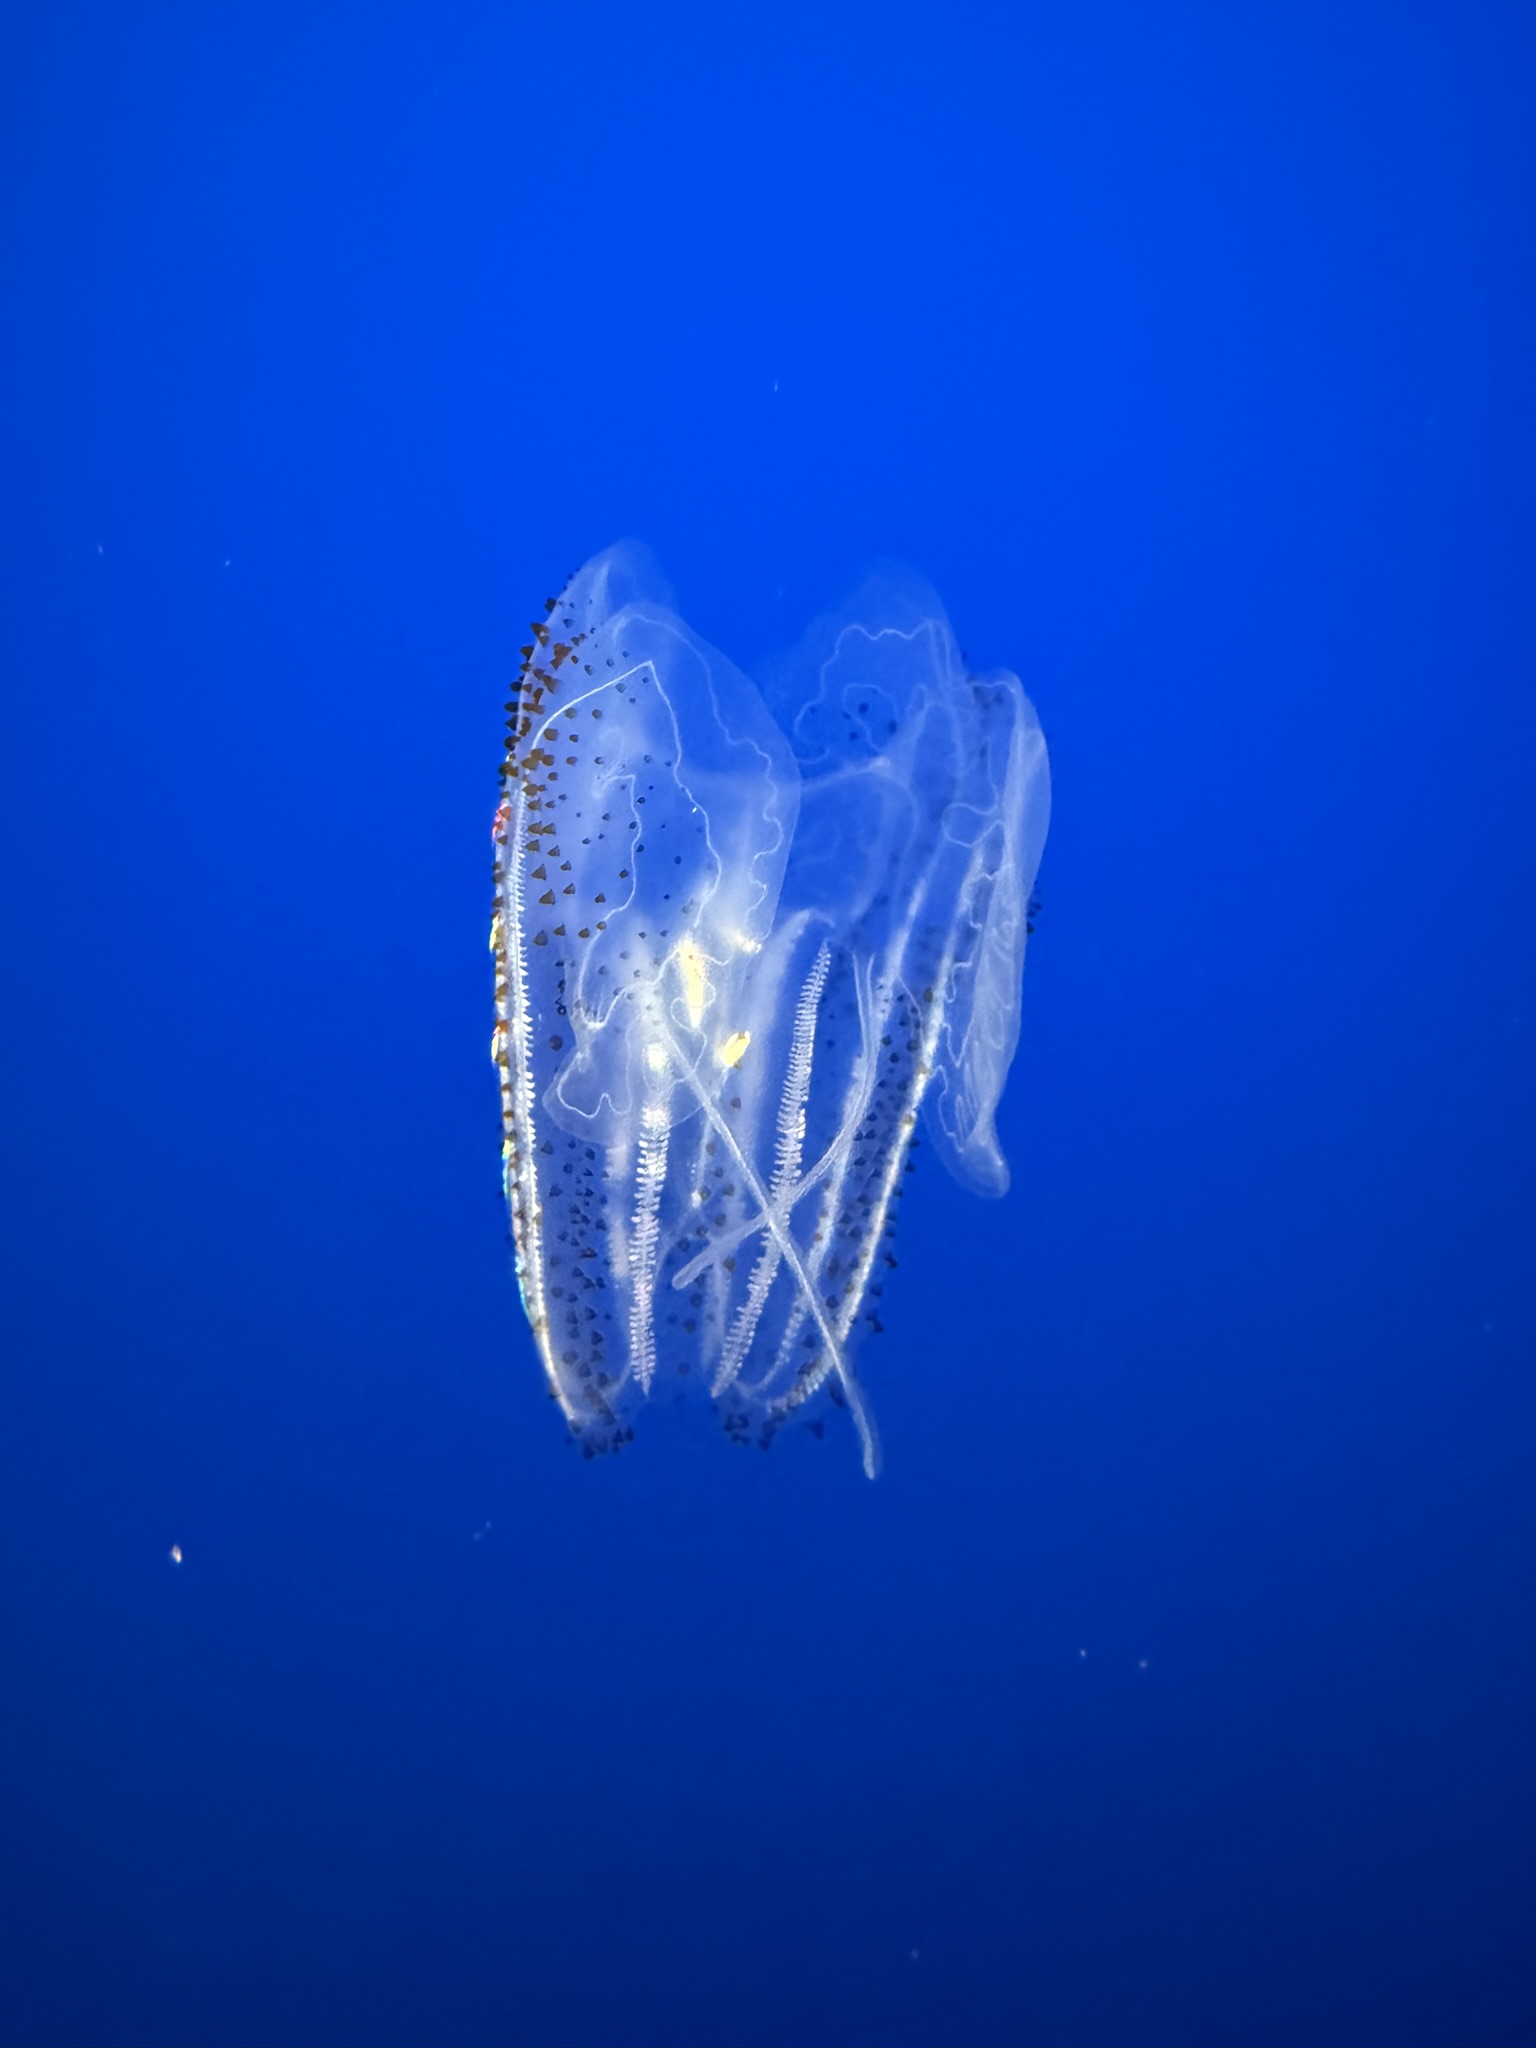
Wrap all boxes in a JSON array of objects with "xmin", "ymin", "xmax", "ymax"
[{"xmin": 3, "ymin": 6, "xmax": 1533, "ymax": 2045}]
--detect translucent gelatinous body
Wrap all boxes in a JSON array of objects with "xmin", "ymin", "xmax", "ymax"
[{"xmin": 491, "ymin": 544, "xmax": 1050, "ymax": 1475}]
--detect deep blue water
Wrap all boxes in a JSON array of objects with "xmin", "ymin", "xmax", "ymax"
[{"xmin": 3, "ymin": 7, "xmax": 1534, "ymax": 2046}]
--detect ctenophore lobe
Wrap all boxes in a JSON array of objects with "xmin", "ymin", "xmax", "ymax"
[{"xmin": 491, "ymin": 544, "xmax": 1050, "ymax": 1476}]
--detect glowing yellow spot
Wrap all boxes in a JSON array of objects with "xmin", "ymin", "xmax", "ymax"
[
  {"xmin": 716, "ymin": 1031, "xmax": 751, "ymax": 1069},
  {"xmin": 675, "ymin": 938, "xmax": 711, "ymax": 1027},
  {"xmin": 644, "ymin": 1041, "xmax": 669, "ymax": 1076}
]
